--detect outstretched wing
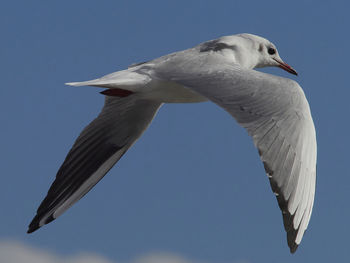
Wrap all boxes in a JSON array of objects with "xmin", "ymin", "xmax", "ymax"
[
  {"xmin": 28, "ymin": 95, "xmax": 161, "ymax": 233},
  {"xmin": 155, "ymin": 62, "xmax": 316, "ymax": 253}
]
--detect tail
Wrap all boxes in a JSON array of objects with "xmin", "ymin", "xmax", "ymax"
[{"xmin": 65, "ymin": 69, "xmax": 151, "ymax": 89}]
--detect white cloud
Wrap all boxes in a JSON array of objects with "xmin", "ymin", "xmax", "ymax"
[
  {"xmin": 0, "ymin": 240, "xmax": 113, "ymax": 263},
  {"xmin": 0, "ymin": 240, "xmax": 248, "ymax": 263},
  {"xmin": 131, "ymin": 252, "xmax": 194, "ymax": 263}
]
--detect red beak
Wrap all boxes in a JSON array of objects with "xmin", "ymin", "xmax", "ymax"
[{"xmin": 273, "ymin": 58, "xmax": 298, "ymax": 76}]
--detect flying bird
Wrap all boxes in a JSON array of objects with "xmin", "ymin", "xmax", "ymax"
[{"xmin": 28, "ymin": 33, "xmax": 317, "ymax": 253}]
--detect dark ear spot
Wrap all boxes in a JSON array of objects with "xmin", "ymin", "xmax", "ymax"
[
  {"xmin": 258, "ymin": 43, "xmax": 264, "ymax": 52},
  {"xmin": 200, "ymin": 40, "xmax": 236, "ymax": 52},
  {"xmin": 200, "ymin": 40, "xmax": 219, "ymax": 52}
]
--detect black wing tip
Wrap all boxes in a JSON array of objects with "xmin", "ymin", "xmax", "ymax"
[
  {"xmin": 27, "ymin": 220, "xmax": 40, "ymax": 234},
  {"xmin": 267, "ymin": 175, "xmax": 301, "ymax": 254},
  {"xmin": 27, "ymin": 214, "xmax": 55, "ymax": 234},
  {"xmin": 289, "ymin": 243, "xmax": 299, "ymax": 253},
  {"xmin": 287, "ymin": 229, "xmax": 299, "ymax": 253},
  {"xmin": 27, "ymin": 226, "xmax": 38, "ymax": 234},
  {"xmin": 286, "ymin": 216, "xmax": 300, "ymax": 254},
  {"xmin": 27, "ymin": 213, "xmax": 40, "ymax": 234}
]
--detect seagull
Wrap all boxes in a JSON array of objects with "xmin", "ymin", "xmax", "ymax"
[{"xmin": 28, "ymin": 33, "xmax": 316, "ymax": 253}]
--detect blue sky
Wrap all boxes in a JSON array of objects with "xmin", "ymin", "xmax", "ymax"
[{"xmin": 1, "ymin": 0, "xmax": 349, "ymax": 262}]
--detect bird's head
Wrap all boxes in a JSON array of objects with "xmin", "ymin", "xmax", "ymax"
[{"xmin": 199, "ymin": 33, "xmax": 297, "ymax": 75}]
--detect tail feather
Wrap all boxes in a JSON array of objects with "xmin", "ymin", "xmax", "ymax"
[
  {"xmin": 65, "ymin": 69, "xmax": 151, "ymax": 89},
  {"xmin": 65, "ymin": 79, "xmax": 101, "ymax": 87}
]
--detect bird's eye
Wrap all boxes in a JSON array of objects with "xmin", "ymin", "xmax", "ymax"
[{"xmin": 268, "ymin": 47, "xmax": 276, "ymax": 55}]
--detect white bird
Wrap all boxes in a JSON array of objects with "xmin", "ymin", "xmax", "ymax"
[{"xmin": 28, "ymin": 33, "xmax": 316, "ymax": 253}]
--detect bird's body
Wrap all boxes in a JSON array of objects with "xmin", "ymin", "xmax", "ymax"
[{"xmin": 28, "ymin": 33, "xmax": 316, "ymax": 253}]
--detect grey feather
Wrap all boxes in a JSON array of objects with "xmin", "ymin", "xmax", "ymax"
[
  {"xmin": 154, "ymin": 59, "xmax": 317, "ymax": 253},
  {"xmin": 28, "ymin": 95, "xmax": 161, "ymax": 233}
]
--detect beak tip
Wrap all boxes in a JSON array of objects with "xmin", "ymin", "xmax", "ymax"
[{"xmin": 274, "ymin": 58, "xmax": 298, "ymax": 76}]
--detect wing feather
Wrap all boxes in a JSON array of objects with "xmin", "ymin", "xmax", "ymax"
[
  {"xmin": 155, "ymin": 59, "xmax": 317, "ymax": 253},
  {"xmin": 28, "ymin": 95, "xmax": 161, "ymax": 233}
]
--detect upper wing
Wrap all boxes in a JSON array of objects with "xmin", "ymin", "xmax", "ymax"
[
  {"xmin": 28, "ymin": 95, "xmax": 161, "ymax": 233},
  {"xmin": 155, "ymin": 62, "xmax": 316, "ymax": 253}
]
